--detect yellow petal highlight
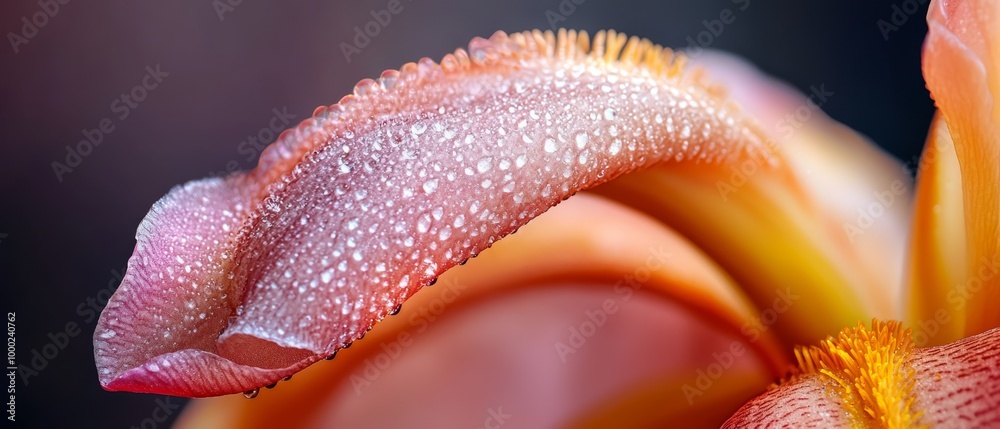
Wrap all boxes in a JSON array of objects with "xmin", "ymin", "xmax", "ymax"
[
  {"xmin": 904, "ymin": 114, "xmax": 968, "ymax": 346},
  {"xmin": 923, "ymin": 0, "xmax": 1000, "ymax": 336}
]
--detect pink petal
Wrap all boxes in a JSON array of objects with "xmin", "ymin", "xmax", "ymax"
[{"xmin": 95, "ymin": 30, "xmax": 773, "ymax": 396}]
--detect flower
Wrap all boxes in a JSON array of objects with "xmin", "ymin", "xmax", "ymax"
[{"xmin": 96, "ymin": 0, "xmax": 998, "ymax": 426}]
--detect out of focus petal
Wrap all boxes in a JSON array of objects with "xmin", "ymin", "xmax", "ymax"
[
  {"xmin": 566, "ymin": 372, "xmax": 767, "ymax": 428},
  {"xmin": 594, "ymin": 53, "xmax": 912, "ymax": 346},
  {"xmin": 923, "ymin": 0, "xmax": 1000, "ymax": 336},
  {"xmin": 175, "ymin": 194, "xmax": 783, "ymax": 428}
]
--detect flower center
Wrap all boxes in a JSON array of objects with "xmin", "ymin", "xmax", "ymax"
[{"xmin": 790, "ymin": 320, "xmax": 922, "ymax": 429}]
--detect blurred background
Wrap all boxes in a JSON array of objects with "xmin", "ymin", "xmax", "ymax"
[{"xmin": 1, "ymin": 0, "xmax": 933, "ymax": 427}]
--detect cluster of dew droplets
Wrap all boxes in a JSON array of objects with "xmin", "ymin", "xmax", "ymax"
[{"xmin": 210, "ymin": 31, "xmax": 762, "ymax": 394}]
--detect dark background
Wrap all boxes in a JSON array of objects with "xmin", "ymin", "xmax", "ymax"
[{"xmin": 1, "ymin": 0, "xmax": 933, "ymax": 427}]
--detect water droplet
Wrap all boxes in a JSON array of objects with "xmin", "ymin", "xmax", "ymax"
[
  {"xmin": 244, "ymin": 389, "xmax": 260, "ymax": 399},
  {"xmin": 438, "ymin": 226, "xmax": 452, "ymax": 240},
  {"xmin": 604, "ymin": 108, "xmax": 616, "ymax": 120},
  {"xmin": 417, "ymin": 213, "xmax": 432, "ymax": 233},
  {"xmin": 515, "ymin": 155, "xmax": 527, "ymax": 168},
  {"xmin": 544, "ymin": 138, "xmax": 557, "ymax": 153},
  {"xmin": 422, "ymin": 179, "xmax": 438, "ymax": 194},
  {"xmin": 575, "ymin": 132, "xmax": 589, "ymax": 149},
  {"xmin": 609, "ymin": 139, "xmax": 622, "ymax": 155},
  {"xmin": 321, "ymin": 268, "xmax": 334, "ymax": 284},
  {"xmin": 410, "ymin": 123, "xmax": 427, "ymax": 135},
  {"xmin": 476, "ymin": 157, "xmax": 492, "ymax": 173},
  {"xmin": 608, "ymin": 125, "xmax": 619, "ymax": 137}
]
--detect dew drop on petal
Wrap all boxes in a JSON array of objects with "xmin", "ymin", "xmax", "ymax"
[
  {"xmin": 544, "ymin": 138, "xmax": 558, "ymax": 153},
  {"xmin": 609, "ymin": 139, "xmax": 622, "ymax": 155},
  {"xmin": 422, "ymin": 179, "xmax": 438, "ymax": 194}
]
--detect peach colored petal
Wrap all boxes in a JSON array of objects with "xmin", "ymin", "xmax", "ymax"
[{"xmin": 923, "ymin": 0, "xmax": 1000, "ymax": 336}]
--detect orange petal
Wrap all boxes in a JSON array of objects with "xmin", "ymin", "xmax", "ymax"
[
  {"xmin": 175, "ymin": 195, "xmax": 785, "ymax": 428},
  {"xmin": 923, "ymin": 0, "xmax": 1000, "ymax": 336},
  {"xmin": 593, "ymin": 53, "xmax": 913, "ymax": 346},
  {"xmin": 565, "ymin": 373, "xmax": 767, "ymax": 429},
  {"xmin": 904, "ymin": 114, "xmax": 969, "ymax": 346}
]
